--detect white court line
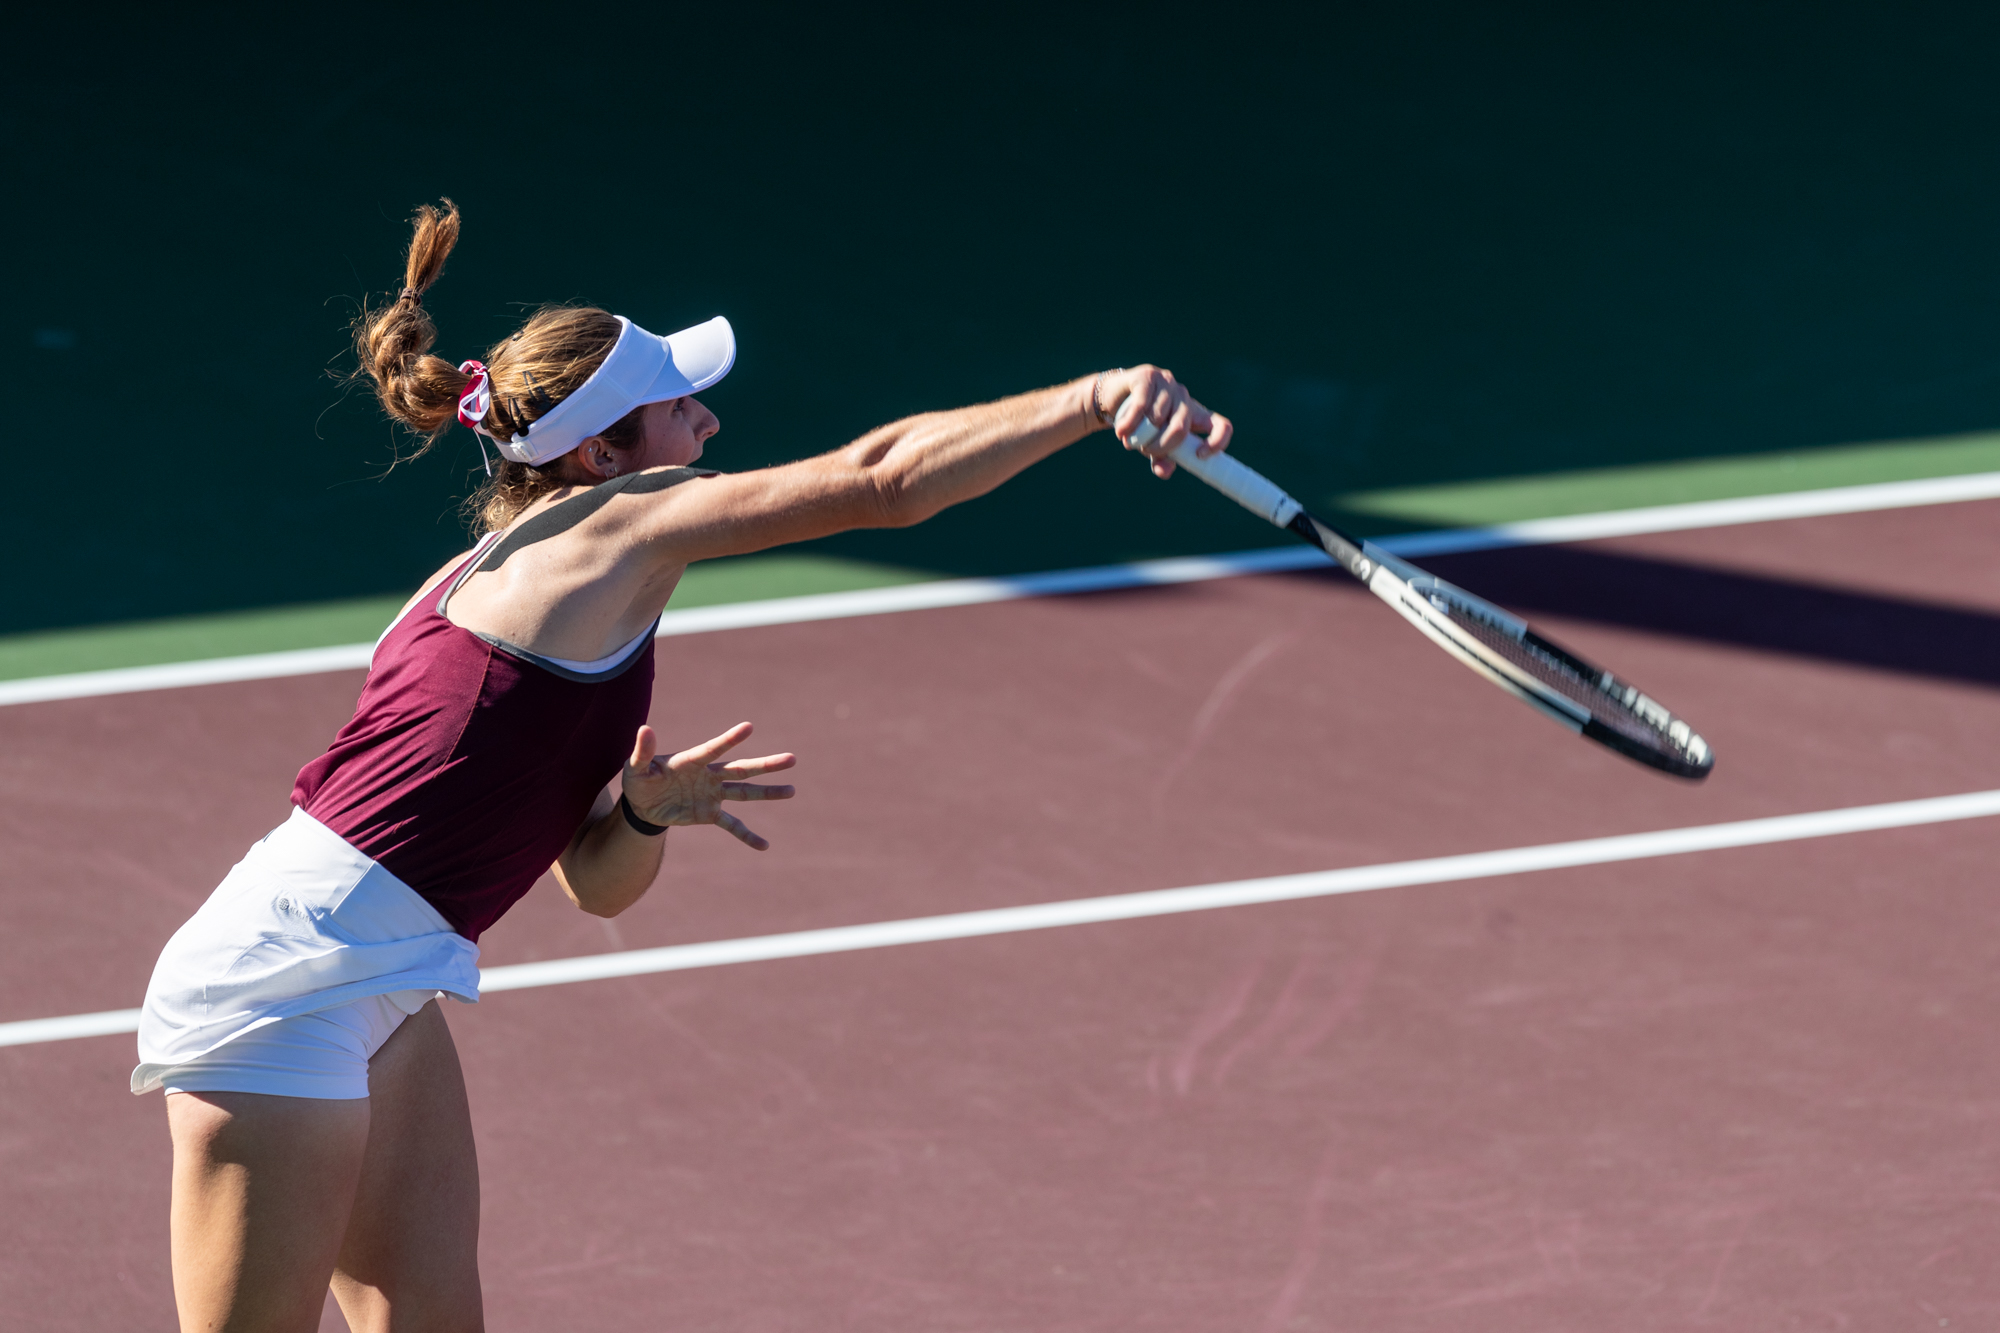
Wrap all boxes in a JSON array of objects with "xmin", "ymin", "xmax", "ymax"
[
  {"xmin": 9, "ymin": 786, "xmax": 2000, "ymax": 1050},
  {"xmin": 7, "ymin": 468, "xmax": 2000, "ymax": 709},
  {"xmin": 1378, "ymin": 469, "xmax": 2000, "ymax": 556},
  {"xmin": 0, "ymin": 644, "xmax": 378, "ymax": 707}
]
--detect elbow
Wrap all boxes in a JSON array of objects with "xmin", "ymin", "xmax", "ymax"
[
  {"xmin": 864, "ymin": 465, "xmax": 934, "ymax": 529},
  {"xmin": 841, "ymin": 421, "xmax": 941, "ymax": 529},
  {"xmin": 563, "ymin": 878, "xmax": 630, "ymax": 918}
]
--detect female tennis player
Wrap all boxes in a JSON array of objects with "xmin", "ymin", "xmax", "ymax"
[{"xmin": 132, "ymin": 200, "xmax": 1233, "ymax": 1331}]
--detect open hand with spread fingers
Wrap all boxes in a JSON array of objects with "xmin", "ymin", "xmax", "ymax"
[{"xmin": 622, "ymin": 721, "xmax": 797, "ymax": 850}]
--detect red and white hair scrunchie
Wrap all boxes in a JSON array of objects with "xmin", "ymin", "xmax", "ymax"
[
  {"xmin": 456, "ymin": 360, "xmax": 496, "ymax": 473},
  {"xmin": 456, "ymin": 360, "xmax": 493, "ymax": 429}
]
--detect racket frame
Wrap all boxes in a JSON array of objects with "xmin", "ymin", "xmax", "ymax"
[{"xmin": 1133, "ymin": 421, "xmax": 1713, "ymax": 779}]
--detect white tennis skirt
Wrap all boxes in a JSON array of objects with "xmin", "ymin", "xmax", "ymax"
[{"xmin": 132, "ymin": 806, "xmax": 483, "ymax": 1098}]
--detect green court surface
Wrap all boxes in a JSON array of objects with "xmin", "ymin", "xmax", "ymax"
[{"xmin": 6, "ymin": 428, "xmax": 1996, "ymax": 682}]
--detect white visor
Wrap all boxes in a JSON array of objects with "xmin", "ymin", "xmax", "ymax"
[{"xmin": 492, "ymin": 315, "xmax": 735, "ymax": 466}]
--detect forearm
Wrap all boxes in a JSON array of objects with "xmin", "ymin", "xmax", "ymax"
[
  {"xmin": 646, "ymin": 366, "xmax": 1222, "ymax": 565},
  {"xmin": 553, "ymin": 802, "xmax": 666, "ymax": 918},
  {"xmin": 846, "ymin": 376, "xmax": 1101, "ymax": 526},
  {"xmin": 649, "ymin": 378, "xmax": 1103, "ymax": 562}
]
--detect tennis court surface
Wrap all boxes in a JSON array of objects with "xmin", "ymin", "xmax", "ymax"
[{"xmin": 5, "ymin": 489, "xmax": 2000, "ymax": 1330}]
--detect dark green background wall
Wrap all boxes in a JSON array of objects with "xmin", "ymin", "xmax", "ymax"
[{"xmin": 8, "ymin": 2, "xmax": 1998, "ymax": 634}]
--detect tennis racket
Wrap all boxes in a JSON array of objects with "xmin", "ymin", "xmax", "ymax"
[{"xmin": 1130, "ymin": 420, "xmax": 1714, "ymax": 780}]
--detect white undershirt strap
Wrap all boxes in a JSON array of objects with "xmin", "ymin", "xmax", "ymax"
[{"xmin": 535, "ymin": 622, "xmax": 656, "ymax": 674}]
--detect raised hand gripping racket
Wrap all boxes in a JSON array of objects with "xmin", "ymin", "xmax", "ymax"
[{"xmin": 1130, "ymin": 420, "xmax": 1715, "ymax": 780}]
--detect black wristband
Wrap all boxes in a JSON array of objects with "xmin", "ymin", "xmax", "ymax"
[{"xmin": 619, "ymin": 794, "xmax": 668, "ymax": 837}]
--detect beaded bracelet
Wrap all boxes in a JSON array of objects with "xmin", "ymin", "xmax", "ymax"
[{"xmin": 1091, "ymin": 369, "xmax": 1122, "ymax": 425}]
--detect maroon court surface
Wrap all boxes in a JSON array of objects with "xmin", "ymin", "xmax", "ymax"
[{"xmin": 5, "ymin": 501, "xmax": 2000, "ymax": 1329}]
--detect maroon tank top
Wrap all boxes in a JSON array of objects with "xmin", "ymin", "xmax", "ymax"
[{"xmin": 292, "ymin": 477, "xmax": 700, "ymax": 941}]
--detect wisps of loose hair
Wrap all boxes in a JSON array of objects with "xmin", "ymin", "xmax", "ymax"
[{"xmin": 351, "ymin": 199, "xmax": 646, "ymax": 532}]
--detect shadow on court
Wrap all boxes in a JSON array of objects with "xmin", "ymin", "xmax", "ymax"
[{"xmin": 1375, "ymin": 544, "xmax": 2000, "ymax": 689}]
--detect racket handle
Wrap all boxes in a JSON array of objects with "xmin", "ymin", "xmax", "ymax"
[{"xmin": 1126, "ymin": 418, "xmax": 1304, "ymax": 528}]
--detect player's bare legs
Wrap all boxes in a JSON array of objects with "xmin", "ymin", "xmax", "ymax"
[
  {"xmin": 165, "ymin": 1003, "xmax": 480, "ymax": 1331},
  {"xmin": 167, "ymin": 1090, "xmax": 369, "ymax": 1330},
  {"xmin": 329, "ymin": 1000, "xmax": 483, "ymax": 1332}
]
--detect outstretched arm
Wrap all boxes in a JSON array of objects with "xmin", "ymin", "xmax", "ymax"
[
  {"xmin": 639, "ymin": 365, "xmax": 1233, "ymax": 565},
  {"xmin": 553, "ymin": 722, "xmax": 796, "ymax": 918}
]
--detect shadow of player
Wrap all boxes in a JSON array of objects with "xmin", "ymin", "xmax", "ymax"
[{"xmin": 1366, "ymin": 543, "xmax": 2000, "ymax": 689}]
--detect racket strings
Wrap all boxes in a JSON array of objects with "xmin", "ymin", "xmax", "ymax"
[{"xmin": 1428, "ymin": 591, "xmax": 1698, "ymax": 758}]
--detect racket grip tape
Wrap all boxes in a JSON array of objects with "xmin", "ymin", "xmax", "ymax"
[{"xmin": 1125, "ymin": 418, "xmax": 1304, "ymax": 529}]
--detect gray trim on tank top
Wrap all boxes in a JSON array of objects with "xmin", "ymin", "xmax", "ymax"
[
  {"xmin": 436, "ymin": 533, "xmax": 656, "ymax": 685},
  {"xmin": 465, "ymin": 628, "xmax": 655, "ymax": 683}
]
